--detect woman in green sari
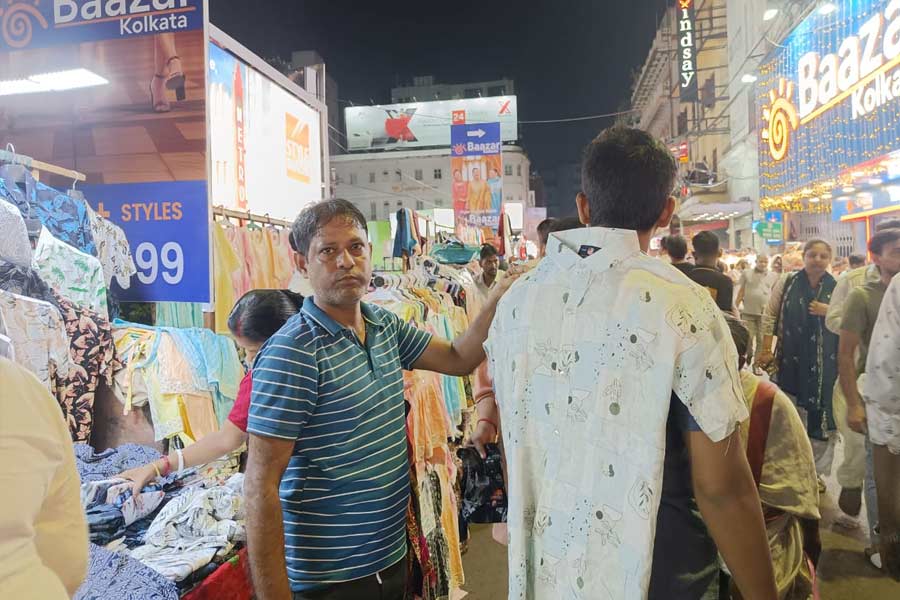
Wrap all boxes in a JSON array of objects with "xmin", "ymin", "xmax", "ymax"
[{"xmin": 757, "ymin": 239, "xmax": 838, "ymax": 440}]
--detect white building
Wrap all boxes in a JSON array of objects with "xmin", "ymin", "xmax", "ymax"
[
  {"xmin": 391, "ymin": 75, "xmax": 515, "ymax": 103},
  {"xmin": 332, "ymin": 146, "xmax": 532, "ymax": 222}
]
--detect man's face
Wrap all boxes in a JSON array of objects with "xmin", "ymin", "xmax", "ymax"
[
  {"xmin": 756, "ymin": 256, "xmax": 769, "ymax": 272},
  {"xmin": 472, "ymin": 168, "xmax": 481, "ymax": 181},
  {"xmin": 300, "ymin": 217, "xmax": 372, "ymax": 307},
  {"xmin": 481, "ymin": 255, "xmax": 499, "ymax": 278},
  {"xmin": 875, "ymin": 239, "xmax": 900, "ymax": 278}
]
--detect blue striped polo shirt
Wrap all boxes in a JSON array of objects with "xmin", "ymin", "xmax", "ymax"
[{"xmin": 248, "ymin": 296, "xmax": 432, "ymax": 591}]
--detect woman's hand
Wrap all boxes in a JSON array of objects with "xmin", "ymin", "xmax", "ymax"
[
  {"xmin": 809, "ymin": 301, "xmax": 829, "ymax": 317},
  {"xmin": 117, "ymin": 463, "xmax": 160, "ymax": 496},
  {"xmin": 754, "ymin": 350, "xmax": 775, "ymax": 370}
]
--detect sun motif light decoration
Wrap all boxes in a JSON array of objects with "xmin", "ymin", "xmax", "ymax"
[{"xmin": 760, "ymin": 78, "xmax": 799, "ymax": 163}]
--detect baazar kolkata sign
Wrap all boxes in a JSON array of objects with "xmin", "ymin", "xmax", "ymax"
[
  {"xmin": 757, "ymin": 0, "xmax": 900, "ymax": 201},
  {"xmin": 678, "ymin": 0, "xmax": 698, "ymax": 102}
]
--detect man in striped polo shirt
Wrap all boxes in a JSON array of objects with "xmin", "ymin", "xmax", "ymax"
[{"xmin": 245, "ymin": 199, "xmax": 517, "ymax": 600}]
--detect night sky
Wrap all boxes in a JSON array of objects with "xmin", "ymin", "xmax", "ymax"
[{"xmin": 211, "ymin": 0, "xmax": 671, "ymax": 177}]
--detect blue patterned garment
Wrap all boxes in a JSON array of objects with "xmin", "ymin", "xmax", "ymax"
[
  {"xmin": 74, "ymin": 443, "xmax": 162, "ymax": 483},
  {"xmin": 74, "ymin": 544, "xmax": 179, "ymax": 600},
  {"xmin": 34, "ymin": 181, "xmax": 97, "ymax": 256}
]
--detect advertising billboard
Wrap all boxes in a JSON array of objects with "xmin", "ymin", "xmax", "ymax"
[
  {"xmin": 0, "ymin": 0, "xmax": 211, "ymax": 303},
  {"xmin": 451, "ymin": 122, "xmax": 503, "ymax": 232},
  {"xmin": 345, "ymin": 96, "xmax": 517, "ymax": 151},
  {"xmin": 756, "ymin": 0, "xmax": 900, "ymax": 215},
  {"xmin": 677, "ymin": 0, "xmax": 698, "ymax": 102},
  {"xmin": 208, "ymin": 41, "xmax": 323, "ymax": 220}
]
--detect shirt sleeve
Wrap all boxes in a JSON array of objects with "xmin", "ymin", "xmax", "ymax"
[
  {"xmin": 839, "ymin": 288, "xmax": 869, "ymax": 335},
  {"xmin": 863, "ymin": 276, "xmax": 900, "ymax": 408},
  {"xmin": 672, "ymin": 291, "xmax": 748, "ymax": 442},
  {"xmin": 388, "ymin": 311, "xmax": 433, "ymax": 370},
  {"xmin": 826, "ymin": 273, "xmax": 852, "ymax": 334},
  {"xmin": 227, "ymin": 371, "xmax": 253, "ymax": 433},
  {"xmin": 248, "ymin": 335, "xmax": 319, "ymax": 440},
  {"xmin": 763, "ymin": 272, "xmax": 788, "ymax": 337}
]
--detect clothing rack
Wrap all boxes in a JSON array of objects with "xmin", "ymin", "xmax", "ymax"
[
  {"xmin": 0, "ymin": 147, "xmax": 87, "ymax": 183},
  {"xmin": 212, "ymin": 205, "xmax": 291, "ymax": 227}
]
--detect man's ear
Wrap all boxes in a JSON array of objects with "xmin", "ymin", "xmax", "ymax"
[
  {"xmin": 576, "ymin": 192, "xmax": 590, "ymax": 226},
  {"xmin": 655, "ymin": 196, "xmax": 677, "ymax": 230},
  {"xmin": 292, "ymin": 251, "xmax": 308, "ymax": 276}
]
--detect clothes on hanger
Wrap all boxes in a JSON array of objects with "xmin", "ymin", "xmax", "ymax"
[
  {"xmin": 85, "ymin": 201, "xmax": 136, "ymax": 289},
  {"xmin": 33, "ymin": 226, "xmax": 108, "ymax": 319},
  {"xmin": 0, "ymin": 196, "xmax": 32, "ymax": 268}
]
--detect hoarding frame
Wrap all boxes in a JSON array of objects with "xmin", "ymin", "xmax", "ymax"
[{"xmin": 207, "ymin": 24, "xmax": 329, "ymax": 207}]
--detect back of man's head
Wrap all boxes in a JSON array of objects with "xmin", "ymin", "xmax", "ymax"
[
  {"xmin": 665, "ymin": 235, "xmax": 689, "ymax": 261},
  {"xmin": 692, "ymin": 231, "xmax": 720, "ymax": 260},
  {"xmin": 536, "ymin": 218, "xmax": 556, "ymax": 249},
  {"xmin": 848, "ymin": 254, "xmax": 867, "ymax": 269},
  {"xmin": 548, "ymin": 216, "xmax": 584, "ymax": 235},
  {"xmin": 876, "ymin": 218, "xmax": 900, "ymax": 232},
  {"xmin": 580, "ymin": 127, "xmax": 677, "ymax": 230}
]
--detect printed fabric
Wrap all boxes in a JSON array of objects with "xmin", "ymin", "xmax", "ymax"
[
  {"xmin": 771, "ymin": 270, "xmax": 838, "ymax": 439},
  {"xmin": 0, "ymin": 167, "xmax": 41, "ymax": 226},
  {"xmin": 213, "ymin": 223, "xmax": 242, "ymax": 334},
  {"xmin": 53, "ymin": 292, "xmax": 119, "ymax": 442},
  {"xmin": 0, "ymin": 196, "xmax": 32, "ymax": 268},
  {"xmin": 863, "ymin": 274, "xmax": 900, "ymax": 454},
  {"xmin": 74, "ymin": 443, "xmax": 162, "ymax": 482},
  {"xmin": 484, "ymin": 226, "xmax": 746, "ymax": 600},
  {"xmin": 34, "ymin": 180, "xmax": 97, "ymax": 257},
  {"xmin": 86, "ymin": 201, "xmax": 136, "ymax": 289},
  {"xmin": 74, "ymin": 543, "xmax": 179, "ymax": 600},
  {"xmin": 0, "ymin": 290, "xmax": 71, "ymax": 395},
  {"xmin": 0, "ymin": 259, "xmax": 61, "ymax": 310},
  {"xmin": 34, "ymin": 226, "xmax": 108, "ymax": 319}
]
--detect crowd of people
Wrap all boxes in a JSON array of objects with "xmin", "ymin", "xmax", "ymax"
[{"xmin": 6, "ymin": 126, "xmax": 900, "ymax": 600}]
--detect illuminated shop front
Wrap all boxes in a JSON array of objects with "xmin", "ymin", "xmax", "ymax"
[{"xmin": 757, "ymin": 0, "xmax": 900, "ymax": 253}]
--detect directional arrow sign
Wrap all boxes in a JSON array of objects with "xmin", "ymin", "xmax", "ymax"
[
  {"xmin": 467, "ymin": 129, "xmax": 486, "ymax": 138},
  {"xmin": 451, "ymin": 122, "xmax": 501, "ymax": 155}
]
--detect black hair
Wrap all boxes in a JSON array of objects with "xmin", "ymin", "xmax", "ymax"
[
  {"xmin": 848, "ymin": 254, "xmax": 867, "ymax": 268},
  {"xmin": 548, "ymin": 216, "xmax": 584, "ymax": 234},
  {"xmin": 289, "ymin": 198, "xmax": 368, "ymax": 255},
  {"xmin": 480, "ymin": 244, "xmax": 499, "ymax": 261},
  {"xmin": 876, "ymin": 218, "xmax": 900, "ymax": 232},
  {"xmin": 869, "ymin": 228, "xmax": 900, "ymax": 256},
  {"xmin": 665, "ymin": 234, "xmax": 689, "ymax": 260},
  {"xmin": 692, "ymin": 231, "xmax": 720, "ymax": 258},
  {"xmin": 536, "ymin": 218, "xmax": 556, "ymax": 247},
  {"xmin": 724, "ymin": 315, "xmax": 751, "ymax": 370},
  {"xmin": 803, "ymin": 238, "xmax": 832, "ymax": 256},
  {"xmin": 227, "ymin": 289, "xmax": 304, "ymax": 343},
  {"xmin": 580, "ymin": 126, "xmax": 677, "ymax": 230}
]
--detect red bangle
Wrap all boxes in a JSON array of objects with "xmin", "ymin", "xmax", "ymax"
[
  {"xmin": 160, "ymin": 455, "xmax": 171, "ymax": 477},
  {"xmin": 477, "ymin": 418, "xmax": 498, "ymax": 436}
]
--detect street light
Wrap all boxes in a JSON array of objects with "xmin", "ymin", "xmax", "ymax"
[
  {"xmin": 818, "ymin": 2, "xmax": 837, "ymax": 15},
  {"xmin": 741, "ymin": 73, "xmax": 758, "ymax": 83},
  {"xmin": 763, "ymin": 8, "xmax": 779, "ymax": 21}
]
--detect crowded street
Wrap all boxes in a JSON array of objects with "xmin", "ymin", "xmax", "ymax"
[{"xmin": 2, "ymin": 1, "xmax": 900, "ymax": 599}]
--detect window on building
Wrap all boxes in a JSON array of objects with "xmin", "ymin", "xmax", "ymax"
[
  {"xmin": 370, "ymin": 201, "xmax": 377, "ymax": 220},
  {"xmin": 701, "ymin": 75, "xmax": 716, "ymax": 110},
  {"xmin": 433, "ymin": 169, "xmax": 442, "ymax": 180},
  {"xmin": 383, "ymin": 201, "xmax": 390, "ymax": 216},
  {"xmin": 677, "ymin": 110, "xmax": 689, "ymax": 136},
  {"xmin": 414, "ymin": 169, "xmax": 423, "ymax": 181},
  {"xmin": 464, "ymin": 87, "xmax": 482, "ymax": 98},
  {"xmin": 516, "ymin": 164, "xmax": 522, "ymax": 177},
  {"xmin": 416, "ymin": 200, "xmax": 424, "ymax": 210},
  {"xmin": 396, "ymin": 200, "xmax": 403, "ymax": 208},
  {"xmin": 487, "ymin": 85, "xmax": 506, "ymax": 96},
  {"xmin": 350, "ymin": 173, "xmax": 358, "ymax": 185},
  {"xmin": 369, "ymin": 172, "xmax": 376, "ymax": 184},
  {"xmin": 394, "ymin": 170, "xmax": 402, "ymax": 182},
  {"xmin": 505, "ymin": 164, "xmax": 513, "ymax": 176},
  {"xmin": 436, "ymin": 198, "xmax": 444, "ymax": 206}
]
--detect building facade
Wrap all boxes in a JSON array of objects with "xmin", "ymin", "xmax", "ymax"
[
  {"xmin": 391, "ymin": 75, "xmax": 516, "ymax": 103},
  {"xmin": 291, "ymin": 50, "xmax": 344, "ymax": 156},
  {"xmin": 332, "ymin": 146, "xmax": 532, "ymax": 221}
]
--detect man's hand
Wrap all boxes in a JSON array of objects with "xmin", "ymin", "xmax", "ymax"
[
  {"xmin": 487, "ymin": 264, "xmax": 529, "ymax": 304},
  {"xmin": 755, "ymin": 350, "xmax": 775, "ymax": 370},
  {"xmin": 847, "ymin": 401, "xmax": 868, "ymax": 434},
  {"xmin": 809, "ymin": 301, "xmax": 829, "ymax": 317}
]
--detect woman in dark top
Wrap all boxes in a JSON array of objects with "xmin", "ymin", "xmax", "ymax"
[{"xmin": 757, "ymin": 239, "xmax": 838, "ymax": 440}]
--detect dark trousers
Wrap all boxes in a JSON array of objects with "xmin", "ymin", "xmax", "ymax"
[{"xmin": 292, "ymin": 556, "xmax": 407, "ymax": 600}]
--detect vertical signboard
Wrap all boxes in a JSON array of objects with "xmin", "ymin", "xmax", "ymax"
[
  {"xmin": 678, "ymin": 0, "xmax": 698, "ymax": 102},
  {"xmin": 0, "ymin": 0, "xmax": 211, "ymax": 303},
  {"xmin": 451, "ymin": 121, "xmax": 503, "ymax": 232}
]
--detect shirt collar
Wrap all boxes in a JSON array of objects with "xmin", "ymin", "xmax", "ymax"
[
  {"xmin": 545, "ymin": 226, "xmax": 642, "ymax": 273},
  {"xmin": 302, "ymin": 296, "xmax": 385, "ymax": 337}
]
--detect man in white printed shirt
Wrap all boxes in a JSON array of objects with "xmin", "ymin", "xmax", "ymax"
[{"xmin": 485, "ymin": 127, "xmax": 776, "ymax": 599}]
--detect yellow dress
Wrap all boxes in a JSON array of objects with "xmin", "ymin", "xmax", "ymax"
[{"xmin": 212, "ymin": 223, "xmax": 242, "ymax": 334}]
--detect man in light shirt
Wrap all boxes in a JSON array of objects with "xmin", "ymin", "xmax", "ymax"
[
  {"xmin": 485, "ymin": 127, "xmax": 776, "ymax": 599},
  {"xmin": 736, "ymin": 255, "xmax": 778, "ymax": 358},
  {"xmin": 0, "ymin": 358, "xmax": 88, "ymax": 599},
  {"xmin": 474, "ymin": 243, "xmax": 503, "ymax": 302}
]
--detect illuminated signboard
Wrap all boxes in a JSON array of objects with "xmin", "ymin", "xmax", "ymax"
[
  {"xmin": 678, "ymin": 0, "xmax": 698, "ymax": 102},
  {"xmin": 757, "ymin": 0, "xmax": 900, "ymax": 214}
]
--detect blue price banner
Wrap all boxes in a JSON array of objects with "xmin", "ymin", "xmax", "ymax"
[{"xmin": 81, "ymin": 181, "xmax": 211, "ymax": 303}]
